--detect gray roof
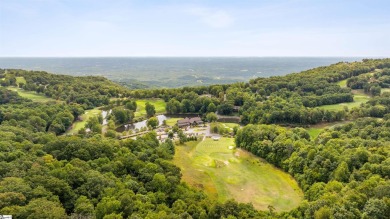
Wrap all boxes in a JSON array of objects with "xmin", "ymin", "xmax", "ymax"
[{"xmin": 177, "ymin": 117, "xmax": 202, "ymax": 125}]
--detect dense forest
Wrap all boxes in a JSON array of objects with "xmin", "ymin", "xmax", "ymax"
[
  {"xmin": 0, "ymin": 69, "xmax": 126, "ymax": 109},
  {"xmin": 0, "ymin": 59, "xmax": 390, "ymax": 218},
  {"xmin": 236, "ymin": 116, "xmax": 390, "ymax": 218}
]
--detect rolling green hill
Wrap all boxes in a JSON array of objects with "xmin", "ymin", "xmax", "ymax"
[
  {"xmin": 174, "ymin": 138, "xmax": 303, "ymax": 212},
  {"xmin": 0, "ymin": 59, "xmax": 389, "ymax": 218}
]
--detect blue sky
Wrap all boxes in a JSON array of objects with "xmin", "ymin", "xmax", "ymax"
[{"xmin": 0, "ymin": 0, "xmax": 389, "ymax": 57}]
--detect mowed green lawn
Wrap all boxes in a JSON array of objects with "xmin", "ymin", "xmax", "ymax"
[
  {"xmin": 337, "ymin": 79, "xmax": 347, "ymax": 87},
  {"xmin": 134, "ymin": 99, "xmax": 166, "ymax": 118},
  {"xmin": 221, "ymin": 122, "xmax": 240, "ymax": 129},
  {"xmin": 382, "ymin": 88, "xmax": 390, "ymax": 94},
  {"xmin": 306, "ymin": 120, "xmax": 352, "ymax": 139},
  {"xmin": 307, "ymin": 128, "xmax": 323, "ymax": 139},
  {"xmin": 318, "ymin": 93, "xmax": 370, "ymax": 111},
  {"xmin": 165, "ymin": 117, "xmax": 184, "ymax": 126},
  {"xmin": 67, "ymin": 108, "xmax": 102, "ymax": 134},
  {"xmin": 173, "ymin": 138, "xmax": 303, "ymax": 212},
  {"xmin": 15, "ymin": 77, "xmax": 27, "ymax": 86},
  {"xmin": 6, "ymin": 77, "xmax": 54, "ymax": 102},
  {"xmin": 7, "ymin": 87, "xmax": 56, "ymax": 103}
]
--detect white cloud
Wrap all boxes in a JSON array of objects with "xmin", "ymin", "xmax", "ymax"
[{"xmin": 189, "ymin": 7, "xmax": 233, "ymax": 28}]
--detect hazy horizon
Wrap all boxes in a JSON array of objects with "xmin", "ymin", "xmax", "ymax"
[
  {"xmin": 0, "ymin": 57, "xmax": 365, "ymax": 88},
  {"xmin": 0, "ymin": 56, "xmax": 383, "ymax": 58},
  {"xmin": 1, "ymin": 0, "xmax": 389, "ymax": 57}
]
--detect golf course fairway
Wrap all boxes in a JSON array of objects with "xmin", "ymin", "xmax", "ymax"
[{"xmin": 173, "ymin": 137, "xmax": 303, "ymax": 212}]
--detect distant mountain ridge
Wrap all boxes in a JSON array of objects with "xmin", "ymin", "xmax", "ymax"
[{"xmin": 0, "ymin": 57, "xmax": 364, "ymax": 88}]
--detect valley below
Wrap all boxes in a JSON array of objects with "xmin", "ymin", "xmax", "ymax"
[{"xmin": 1, "ymin": 58, "xmax": 389, "ymax": 218}]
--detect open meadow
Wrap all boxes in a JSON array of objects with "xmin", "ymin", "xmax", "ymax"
[
  {"xmin": 306, "ymin": 128, "xmax": 323, "ymax": 139},
  {"xmin": 165, "ymin": 117, "xmax": 184, "ymax": 126},
  {"xmin": 306, "ymin": 120, "xmax": 352, "ymax": 139},
  {"xmin": 15, "ymin": 76, "xmax": 27, "ymax": 85},
  {"xmin": 337, "ymin": 79, "xmax": 347, "ymax": 87},
  {"xmin": 7, "ymin": 87, "xmax": 56, "ymax": 103},
  {"xmin": 318, "ymin": 92, "xmax": 370, "ymax": 111},
  {"xmin": 134, "ymin": 99, "xmax": 166, "ymax": 118},
  {"xmin": 173, "ymin": 137, "xmax": 303, "ymax": 212},
  {"xmin": 327, "ymin": 72, "xmax": 378, "ymax": 111},
  {"xmin": 67, "ymin": 108, "xmax": 102, "ymax": 134}
]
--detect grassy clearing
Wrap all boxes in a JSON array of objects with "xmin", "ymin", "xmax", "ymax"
[
  {"xmin": 381, "ymin": 88, "xmax": 390, "ymax": 94},
  {"xmin": 306, "ymin": 120, "xmax": 352, "ymax": 139},
  {"xmin": 318, "ymin": 93, "xmax": 370, "ymax": 111},
  {"xmin": 134, "ymin": 99, "xmax": 166, "ymax": 118},
  {"xmin": 6, "ymin": 87, "xmax": 55, "ymax": 103},
  {"xmin": 173, "ymin": 138, "xmax": 303, "ymax": 212},
  {"xmin": 338, "ymin": 79, "xmax": 347, "ymax": 87},
  {"xmin": 220, "ymin": 122, "xmax": 240, "ymax": 129},
  {"xmin": 15, "ymin": 77, "xmax": 27, "ymax": 86},
  {"xmin": 67, "ymin": 108, "xmax": 102, "ymax": 134},
  {"xmin": 307, "ymin": 128, "xmax": 323, "ymax": 139},
  {"xmin": 165, "ymin": 117, "xmax": 184, "ymax": 126}
]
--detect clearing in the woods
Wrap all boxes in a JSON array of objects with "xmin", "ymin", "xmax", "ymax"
[
  {"xmin": 165, "ymin": 117, "xmax": 184, "ymax": 126},
  {"xmin": 382, "ymin": 88, "xmax": 390, "ymax": 94},
  {"xmin": 7, "ymin": 87, "xmax": 56, "ymax": 103},
  {"xmin": 173, "ymin": 137, "xmax": 303, "ymax": 212},
  {"xmin": 306, "ymin": 120, "xmax": 352, "ymax": 139},
  {"xmin": 67, "ymin": 108, "xmax": 102, "ymax": 134},
  {"xmin": 134, "ymin": 99, "xmax": 166, "ymax": 118},
  {"xmin": 318, "ymin": 90, "xmax": 370, "ymax": 111}
]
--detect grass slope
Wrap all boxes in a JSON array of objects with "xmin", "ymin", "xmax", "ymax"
[
  {"xmin": 306, "ymin": 120, "xmax": 352, "ymax": 139},
  {"xmin": 307, "ymin": 128, "xmax": 323, "ymax": 139},
  {"xmin": 173, "ymin": 138, "xmax": 303, "ymax": 212},
  {"xmin": 67, "ymin": 108, "xmax": 102, "ymax": 134},
  {"xmin": 135, "ymin": 99, "xmax": 166, "ymax": 118},
  {"xmin": 318, "ymin": 91, "xmax": 370, "ymax": 111},
  {"xmin": 337, "ymin": 79, "xmax": 347, "ymax": 87},
  {"xmin": 15, "ymin": 77, "xmax": 27, "ymax": 86},
  {"xmin": 327, "ymin": 71, "xmax": 378, "ymax": 111},
  {"xmin": 7, "ymin": 87, "xmax": 55, "ymax": 103}
]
